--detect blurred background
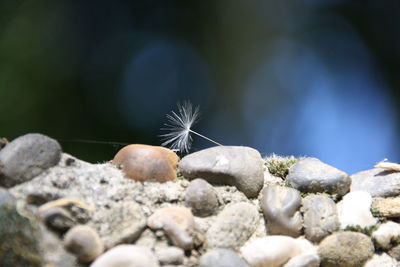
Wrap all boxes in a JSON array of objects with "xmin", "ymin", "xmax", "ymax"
[{"xmin": 0, "ymin": 0, "xmax": 399, "ymax": 174}]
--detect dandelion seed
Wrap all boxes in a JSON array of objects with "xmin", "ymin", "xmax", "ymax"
[{"xmin": 160, "ymin": 101, "xmax": 222, "ymax": 153}]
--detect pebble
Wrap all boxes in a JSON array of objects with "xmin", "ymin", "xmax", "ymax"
[
  {"xmin": 90, "ymin": 244, "xmax": 160, "ymax": 267},
  {"xmin": 63, "ymin": 225, "xmax": 104, "ymax": 263},
  {"xmin": 336, "ymin": 191, "xmax": 377, "ymax": 229},
  {"xmin": 91, "ymin": 201, "xmax": 146, "ymax": 249},
  {"xmin": 286, "ymin": 158, "xmax": 351, "ymax": 196},
  {"xmin": 372, "ymin": 221, "xmax": 400, "ymax": 249},
  {"xmin": 206, "ymin": 202, "xmax": 258, "ymax": 249},
  {"xmin": 147, "ymin": 206, "xmax": 195, "ymax": 250},
  {"xmin": 388, "ymin": 244, "xmax": 400, "ymax": 261},
  {"xmin": 0, "ymin": 133, "xmax": 61, "ymax": 187},
  {"xmin": 241, "ymin": 236, "xmax": 305, "ymax": 267},
  {"xmin": 184, "ymin": 178, "xmax": 219, "ymax": 217},
  {"xmin": 0, "ymin": 186, "xmax": 15, "ymax": 206},
  {"xmin": 179, "ymin": 146, "xmax": 264, "ymax": 198},
  {"xmin": 260, "ymin": 185, "xmax": 303, "ymax": 237},
  {"xmin": 318, "ymin": 232, "xmax": 374, "ymax": 267},
  {"xmin": 351, "ymin": 168, "xmax": 400, "ymax": 197},
  {"xmin": 363, "ymin": 253, "xmax": 398, "ymax": 267},
  {"xmin": 302, "ymin": 194, "xmax": 339, "ymax": 242},
  {"xmin": 284, "ymin": 252, "xmax": 320, "ymax": 267},
  {"xmin": 113, "ymin": 144, "xmax": 179, "ymax": 182},
  {"xmin": 371, "ymin": 197, "xmax": 400, "ymax": 218},
  {"xmin": 199, "ymin": 248, "xmax": 249, "ymax": 267},
  {"xmin": 155, "ymin": 247, "xmax": 184, "ymax": 265}
]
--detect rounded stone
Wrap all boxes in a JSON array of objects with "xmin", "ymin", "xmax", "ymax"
[
  {"xmin": 90, "ymin": 245, "xmax": 160, "ymax": 267},
  {"xmin": 0, "ymin": 133, "xmax": 62, "ymax": 188},
  {"xmin": 199, "ymin": 248, "xmax": 249, "ymax": 267},
  {"xmin": 318, "ymin": 232, "xmax": 374, "ymax": 267},
  {"xmin": 113, "ymin": 144, "xmax": 179, "ymax": 182},
  {"xmin": 372, "ymin": 221, "xmax": 400, "ymax": 249},
  {"xmin": 155, "ymin": 247, "xmax": 184, "ymax": 265},
  {"xmin": 63, "ymin": 225, "xmax": 104, "ymax": 263},
  {"xmin": 184, "ymin": 178, "xmax": 219, "ymax": 217}
]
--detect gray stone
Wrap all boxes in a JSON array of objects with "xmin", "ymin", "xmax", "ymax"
[
  {"xmin": 364, "ymin": 253, "xmax": 398, "ymax": 267},
  {"xmin": 199, "ymin": 248, "xmax": 249, "ymax": 267},
  {"xmin": 351, "ymin": 168, "xmax": 400, "ymax": 197},
  {"xmin": 260, "ymin": 185, "xmax": 303, "ymax": 237},
  {"xmin": 388, "ymin": 244, "xmax": 400, "ymax": 261},
  {"xmin": 155, "ymin": 247, "xmax": 184, "ymax": 265},
  {"xmin": 0, "ymin": 133, "xmax": 62, "ymax": 187},
  {"xmin": 90, "ymin": 245, "xmax": 160, "ymax": 267},
  {"xmin": 184, "ymin": 178, "xmax": 219, "ymax": 217},
  {"xmin": 90, "ymin": 201, "xmax": 146, "ymax": 249},
  {"xmin": 179, "ymin": 146, "xmax": 264, "ymax": 198},
  {"xmin": 286, "ymin": 158, "xmax": 351, "ymax": 196},
  {"xmin": 206, "ymin": 202, "xmax": 258, "ymax": 249},
  {"xmin": 302, "ymin": 194, "xmax": 339, "ymax": 242},
  {"xmin": 318, "ymin": 232, "xmax": 374, "ymax": 267},
  {"xmin": 372, "ymin": 197, "xmax": 400, "ymax": 217},
  {"xmin": 0, "ymin": 186, "xmax": 15, "ymax": 206}
]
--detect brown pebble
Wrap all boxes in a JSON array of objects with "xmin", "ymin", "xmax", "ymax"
[
  {"xmin": 147, "ymin": 206, "xmax": 195, "ymax": 250},
  {"xmin": 113, "ymin": 144, "xmax": 179, "ymax": 182},
  {"xmin": 63, "ymin": 225, "xmax": 104, "ymax": 263}
]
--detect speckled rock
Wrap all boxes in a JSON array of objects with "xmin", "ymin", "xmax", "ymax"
[
  {"xmin": 241, "ymin": 236, "xmax": 310, "ymax": 267},
  {"xmin": 0, "ymin": 133, "xmax": 61, "ymax": 187},
  {"xmin": 388, "ymin": 244, "xmax": 400, "ymax": 261},
  {"xmin": 90, "ymin": 245, "xmax": 160, "ymax": 267},
  {"xmin": 90, "ymin": 201, "xmax": 146, "ymax": 249},
  {"xmin": 351, "ymin": 168, "xmax": 400, "ymax": 197},
  {"xmin": 179, "ymin": 146, "xmax": 264, "ymax": 198},
  {"xmin": 372, "ymin": 221, "xmax": 400, "ymax": 249},
  {"xmin": 113, "ymin": 144, "xmax": 179, "ymax": 182},
  {"xmin": 286, "ymin": 158, "xmax": 351, "ymax": 196},
  {"xmin": 302, "ymin": 194, "xmax": 339, "ymax": 242},
  {"xmin": 260, "ymin": 185, "xmax": 303, "ymax": 237},
  {"xmin": 206, "ymin": 202, "xmax": 258, "ymax": 249},
  {"xmin": 337, "ymin": 191, "xmax": 377, "ymax": 229},
  {"xmin": 155, "ymin": 247, "xmax": 184, "ymax": 265},
  {"xmin": 199, "ymin": 248, "xmax": 249, "ymax": 267},
  {"xmin": 363, "ymin": 253, "xmax": 398, "ymax": 267},
  {"xmin": 318, "ymin": 232, "xmax": 374, "ymax": 267},
  {"xmin": 371, "ymin": 197, "xmax": 400, "ymax": 218},
  {"xmin": 147, "ymin": 206, "xmax": 195, "ymax": 250},
  {"xmin": 63, "ymin": 225, "xmax": 104, "ymax": 263},
  {"xmin": 184, "ymin": 178, "xmax": 219, "ymax": 217}
]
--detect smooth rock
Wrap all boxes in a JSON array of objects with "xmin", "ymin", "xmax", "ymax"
[
  {"xmin": 0, "ymin": 186, "xmax": 15, "ymax": 206},
  {"xmin": 113, "ymin": 144, "xmax": 179, "ymax": 182},
  {"xmin": 351, "ymin": 168, "xmax": 400, "ymax": 197},
  {"xmin": 318, "ymin": 232, "xmax": 374, "ymax": 267},
  {"xmin": 241, "ymin": 236, "xmax": 304, "ymax": 267},
  {"xmin": 206, "ymin": 202, "xmax": 258, "ymax": 249},
  {"xmin": 199, "ymin": 248, "xmax": 249, "ymax": 267},
  {"xmin": 91, "ymin": 201, "xmax": 146, "ymax": 249},
  {"xmin": 147, "ymin": 206, "xmax": 195, "ymax": 250},
  {"xmin": 371, "ymin": 197, "xmax": 400, "ymax": 217},
  {"xmin": 90, "ymin": 245, "xmax": 160, "ymax": 267},
  {"xmin": 63, "ymin": 225, "xmax": 104, "ymax": 263},
  {"xmin": 286, "ymin": 158, "xmax": 351, "ymax": 196},
  {"xmin": 0, "ymin": 133, "xmax": 61, "ymax": 187},
  {"xmin": 337, "ymin": 191, "xmax": 377, "ymax": 229},
  {"xmin": 155, "ymin": 247, "xmax": 184, "ymax": 265},
  {"xmin": 372, "ymin": 221, "xmax": 400, "ymax": 249},
  {"xmin": 260, "ymin": 185, "xmax": 303, "ymax": 237},
  {"xmin": 184, "ymin": 178, "xmax": 219, "ymax": 217},
  {"xmin": 284, "ymin": 252, "xmax": 320, "ymax": 267},
  {"xmin": 179, "ymin": 146, "xmax": 264, "ymax": 198},
  {"xmin": 302, "ymin": 194, "xmax": 339, "ymax": 242},
  {"xmin": 364, "ymin": 253, "xmax": 398, "ymax": 267}
]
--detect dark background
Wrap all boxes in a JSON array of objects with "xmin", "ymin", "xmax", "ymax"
[{"xmin": 0, "ymin": 0, "xmax": 399, "ymax": 174}]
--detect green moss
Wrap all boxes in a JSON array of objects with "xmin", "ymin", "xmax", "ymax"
[
  {"xmin": 264, "ymin": 154, "xmax": 299, "ymax": 179},
  {"xmin": 343, "ymin": 224, "xmax": 380, "ymax": 236}
]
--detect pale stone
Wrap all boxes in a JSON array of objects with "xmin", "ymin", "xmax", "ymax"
[
  {"xmin": 372, "ymin": 221, "xmax": 400, "ymax": 249},
  {"xmin": 364, "ymin": 253, "xmax": 398, "ymax": 267}
]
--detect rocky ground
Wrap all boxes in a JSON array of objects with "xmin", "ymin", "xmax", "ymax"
[{"xmin": 1, "ymin": 133, "xmax": 400, "ymax": 266}]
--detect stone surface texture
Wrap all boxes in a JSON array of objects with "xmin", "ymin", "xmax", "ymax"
[
  {"xmin": 351, "ymin": 168, "xmax": 400, "ymax": 197},
  {"xmin": 179, "ymin": 146, "xmax": 264, "ymax": 198},
  {"xmin": 260, "ymin": 185, "xmax": 303, "ymax": 237},
  {"xmin": 199, "ymin": 248, "xmax": 249, "ymax": 267},
  {"xmin": 371, "ymin": 197, "xmax": 400, "ymax": 217},
  {"xmin": 0, "ymin": 133, "xmax": 61, "ymax": 187},
  {"xmin": 302, "ymin": 194, "xmax": 339, "ymax": 242},
  {"xmin": 372, "ymin": 221, "xmax": 400, "ymax": 249},
  {"xmin": 318, "ymin": 232, "xmax": 374, "ymax": 267},
  {"xmin": 286, "ymin": 158, "xmax": 351, "ymax": 196},
  {"xmin": 364, "ymin": 253, "xmax": 398, "ymax": 267},
  {"xmin": 184, "ymin": 178, "xmax": 219, "ymax": 217}
]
